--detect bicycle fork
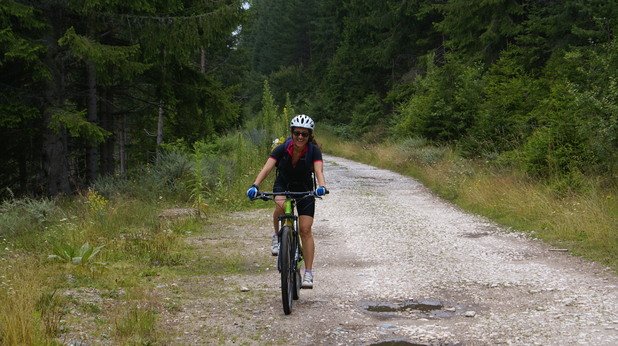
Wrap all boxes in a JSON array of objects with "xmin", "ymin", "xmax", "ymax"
[
  {"xmin": 277, "ymin": 215, "xmax": 297, "ymax": 273},
  {"xmin": 276, "ymin": 225, "xmax": 305, "ymax": 273}
]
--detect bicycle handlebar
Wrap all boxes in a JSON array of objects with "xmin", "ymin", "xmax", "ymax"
[{"xmin": 252, "ymin": 189, "xmax": 329, "ymax": 201}]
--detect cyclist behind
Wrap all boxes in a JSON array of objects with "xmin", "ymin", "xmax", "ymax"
[{"xmin": 246, "ymin": 114, "xmax": 328, "ymax": 288}]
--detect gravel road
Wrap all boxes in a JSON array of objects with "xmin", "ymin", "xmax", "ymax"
[{"xmin": 167, "ymin": 154, "xmax": 618, "ymax": 345}]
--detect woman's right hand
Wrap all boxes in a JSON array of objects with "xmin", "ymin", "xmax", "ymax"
[{"xmin": 246, "ymin": 184, "xmax": 259, "ymax": 200}]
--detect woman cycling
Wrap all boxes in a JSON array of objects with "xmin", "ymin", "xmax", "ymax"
[{"xmin": 246, "ymin": 114, "xmax": 327, "ymax": 288}]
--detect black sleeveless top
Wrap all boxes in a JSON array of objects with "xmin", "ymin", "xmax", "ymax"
[{"xmin": 270, "ymin": 140, "xmax": 323, "ymax": 191}]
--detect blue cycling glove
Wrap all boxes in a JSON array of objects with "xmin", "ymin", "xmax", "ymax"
[
  {"xmin": 246, "ymin": 184, "xmax": 259, "ymax": 200},
  {"xmin": 315, "ymin": 186, "xmax": 327, "ymax": 197}
]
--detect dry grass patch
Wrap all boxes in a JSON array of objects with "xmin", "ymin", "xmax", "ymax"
[{"xmin": 0, "ymin": 256, "xmax": 55, "ymax": 345}]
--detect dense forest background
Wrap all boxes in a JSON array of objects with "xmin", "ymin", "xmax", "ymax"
[
  {"xmin": 1, "ymin": 2, "xmax": 616, "ymax": 343},
  {"xmin": 2, "ymin": 0, "xmax": 617, "ymax": 197}
]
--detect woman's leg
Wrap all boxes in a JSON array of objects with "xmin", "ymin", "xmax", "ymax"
[
  {"xmin": 273, "ymin": 196, "xmax": 285, "ymax": 233},
  {"xmin": 299, "ymin": 215, "xmax": 315, "ymax": 270},
  {"xmin": 270, "ymin": 197, "xmax": 285, "ymax": 255}
]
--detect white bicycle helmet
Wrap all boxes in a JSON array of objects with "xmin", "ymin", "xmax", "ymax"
[{"xmin": 290, "ymin": 114, "xmax": 315, "ymax": 131}]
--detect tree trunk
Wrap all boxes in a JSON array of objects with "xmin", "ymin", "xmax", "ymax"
[
  {"xmin": 200, "ymin": 48, "xmax": 206, "ymax": 73},
  {"xmin": 435, "ymin": 35, "xmax": 446, "ymax": 66},
  {"xmin": 86, "ymin": 61, "xmax": 99, "ymax": 183},
  {"xmin": 42, "ymin": 111, "xmax": 71, "ymax": 195},
  {"xmin": 42, "ymin": 39, "xmax": 71, "ymax": 196},
  {"xmin": 156, "ymin": 49, "xmax": 168, "ymax": 162},
  {"xmin": 200, "ymin": 48, "xmax": 209, "ymax": 138},
  {"xmin": 99, "ymin": 87, "xmax": 115, "ymax": 176},
  {"xmin": 119, "ymin": 113, "xmax": 127, "ymax": 177},
  {"xmin": 156, "ymin": 100, "xmax": 164, "ymax": 163},
  {"xmin": 16, "ymin": 137, "xmax": 28, "ymax": 194}
]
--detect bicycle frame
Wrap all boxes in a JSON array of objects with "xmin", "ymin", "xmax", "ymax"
[
  {"xmin": 253, "ymin": 191, "xmax": 316, "ymax": 314},
  {"xmin": 276, "ymin": 197, "xmax": 303, "ymax": 274},
  {"xmin": 279, "ymin": 198, "xmax": 297, "ymax": 230}
]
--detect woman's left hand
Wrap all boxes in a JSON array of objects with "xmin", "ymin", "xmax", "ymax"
[{"xmin": 315, "ymin": 186, "xmax": 328, "ymax": 197}]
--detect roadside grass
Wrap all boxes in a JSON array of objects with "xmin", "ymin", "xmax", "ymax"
[
  {"xmin": 0, "ymin": 194, "xmax": 258, "ymax": 345},
  {"xmin": 0, "ymin": 256, "xmax": 51, "ymax": 345},
  {"xmin": 0, "ymin": 131, "xmax": 272, "ymax": 344},
  {"xmin": 319, "ymin": 128, "xmax": 618, "ymax": 272},
  {"xmin": 114, "ymin": 305, "xmax": 159, "ymax": 344}
]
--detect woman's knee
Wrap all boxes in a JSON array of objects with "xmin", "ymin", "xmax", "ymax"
[
  {"xmin": 273, "ymin": 203, "xmax": 284, "ymax": 216},
  {"xmin": 299, "ymin": 217, "xmax": 314, "ymax": 236},
  {"xmin": 299, "ymin": 227, "xmax": 313, "ymax": 239}
]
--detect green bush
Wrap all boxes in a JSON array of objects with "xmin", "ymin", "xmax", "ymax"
[
  {"xmin": 268, "ymin": 65, "xmax": 307, "ymax": 106},
  {"xmin": 350, "ymin": 93, "xmax": 384, "ymax": 137},
  {"xmin": 151, "ymin": 151, "xmax": 194, "ymax": 190},
  {"xmin": 91, "ymin": 152, "xmax": 193, "ymax": 202},
  {"xmin": 528, "ymin": 43, "xmax": 618, "ymax": 178},
  {"xmin": 0, "ymin": 197, "xmax": 59, "ymax": 239},
  {"xmin": 396, "ymin": 140, "xmax": 448, "ymax": 165},
  {"xmin": 393, "ymin": 55, "xmax": 483, "ymax": 142},
  {"xmin": 464, "ymin": 50, "xmax": 546, "ymax": 157},
  {"xmin": 90, "ymin": 175, "xmax": 131, "ymax": 199},
  {"xmin": 521, "ymin": 80, "xmax": 593, "ymax": 177},
  {"xmin": 520, "ymin": 127, "xmax": 554, "ymax": 177},
  {"xmin": 92, "ymin": 133, "xmax": 266, "ymax": 210},
  {"xmin": 547, "ymin": 171, "xmax": 587, "ymax": 197},
  {"xmin": 323, "ymin": 123, "xmax": 353, "ymax": 140}
]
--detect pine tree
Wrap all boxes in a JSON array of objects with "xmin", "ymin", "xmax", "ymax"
[
  {"xmin": 0, "ymin": 0, "xmax": 47, "ymax": 195},
  {"xmin": 435, "ymin": 0, "xmax": 526, "ymax": 63},
  {"xmin": 261, "ymin": 79, "xmax": 278, "ymax": 143},
  {"xmin": 1, "ymin": 0, "xmax": 244, "ymax": 196}
]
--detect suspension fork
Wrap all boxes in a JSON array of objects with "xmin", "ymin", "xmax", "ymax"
[
  {"xmin": 283, "ymin": 198, "xmax": 304, "ymax": 270},
  {"xmin": 277, "ymin": 198, "xmax": 300, "ymax": 272}
]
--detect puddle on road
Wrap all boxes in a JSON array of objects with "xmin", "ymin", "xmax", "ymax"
[
  {"xmin": 364, "ymin": 299, "xmax": 466, "ymax": 346},
  {"xmin": 362, "ymin": 298, "xmax": 463, "ymax": 319},
  {"xmin": 369, "ymin": 340, "xmax": 425, "ymax": 346},
  {"xmin": 462, "ymin": 232, "xmax": 490, "ymax": 238},
  {"xmin": 365, "ymin": 299, "xmax": 443, "ymax": 313},
  {"xmin": 370, "ymin": 341, "xmax": 462, "ymax": 346}
]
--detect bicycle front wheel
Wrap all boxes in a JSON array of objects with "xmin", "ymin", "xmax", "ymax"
[
  {"xmin": 279, "ymin": 226, "xmax": 294, "ymax": 315},
  {"xmin": 293, "ymin": 242, "xmax": 302, "ymax": 300}
]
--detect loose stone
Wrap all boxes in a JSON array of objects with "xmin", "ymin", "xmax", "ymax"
[{"xmin": 464, "ymin": 311, "xmax": 476, "ymax": 317}]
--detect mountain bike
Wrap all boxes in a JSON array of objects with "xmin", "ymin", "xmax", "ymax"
[{"xmin": 252, "ymin": 190, "xmax": 325, "ymax": 315}]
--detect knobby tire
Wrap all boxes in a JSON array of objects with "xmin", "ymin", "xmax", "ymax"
[
  {"xmin": 279, "ymin": 226, "xmax": 294, "ymax": 315},
  {"xmin": 292, "ymin": 235, "xmax": 303, "ymax": 300},
  {"xmin": 293, "ymin": 240, "xmax": 302, "ymax": 300}
]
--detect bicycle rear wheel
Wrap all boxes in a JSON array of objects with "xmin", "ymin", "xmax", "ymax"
[{"xmin": 279, "ymin": 226, "xmax": 294, "ymax": 315}]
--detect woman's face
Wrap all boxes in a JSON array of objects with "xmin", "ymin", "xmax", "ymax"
[{"xmin": 291, "ymin": 127, "xmax": 310, "ymax": 147}]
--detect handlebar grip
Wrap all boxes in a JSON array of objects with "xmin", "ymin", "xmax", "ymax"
[{"xmin": 251, "ymin": 193, "xmax": 272, "ymax": 201}]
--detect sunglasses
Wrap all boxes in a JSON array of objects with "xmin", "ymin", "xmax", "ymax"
[{"xmin": 293, "ymin": 131, "xmax": 310, "ymax": 137}]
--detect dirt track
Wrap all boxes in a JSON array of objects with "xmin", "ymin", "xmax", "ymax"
[{"xmin": 163, "ymin": 155, "xmax": 618, "ymax": 345}]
